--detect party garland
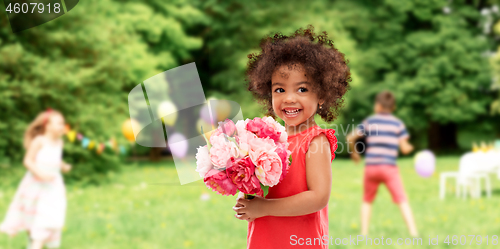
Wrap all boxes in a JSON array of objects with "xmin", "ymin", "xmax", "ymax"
[{"xmin": 65, "ymin": 126, "xmax": 127, "ymax": 155}]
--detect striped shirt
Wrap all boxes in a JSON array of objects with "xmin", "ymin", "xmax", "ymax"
[{"xmin": 357, "ymin": 113, "xmax": 409, "ymax": 166}]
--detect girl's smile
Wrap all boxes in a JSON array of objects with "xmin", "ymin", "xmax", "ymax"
[
  {"xmin": 271, "ymin": 64, "xmax": 323, "ymax": 135},
  {"xmin": 282, "ymin": 108, "xmax": 302, "ymax": 118}
]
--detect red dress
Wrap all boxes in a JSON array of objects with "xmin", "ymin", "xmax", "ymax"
[{"xmin": 247, "ymin": 125, "xmax": 338, "ymax": 249}]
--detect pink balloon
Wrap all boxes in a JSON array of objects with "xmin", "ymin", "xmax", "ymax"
[
  {"xmin": 415, "ymin": 150, "xmax": 435, "ymax": 178},
  {"xmin": 200, "ymin": 104, "xmax": 216, "ymax": 124},
  {"xmin": 168, "ymin": 133, "xmax": 189, "ymax": 158}
]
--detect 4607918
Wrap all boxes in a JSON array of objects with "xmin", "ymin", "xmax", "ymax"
[
  {"xmin": 5, "ymin": 2, "xmax": 61, "ymax": 14},
  {"xmin": 443, "ymin": 235, "xmax": 498, "ymax": 246}
]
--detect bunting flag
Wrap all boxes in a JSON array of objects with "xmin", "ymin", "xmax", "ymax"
[
  {"xmin": 66, "ymin": 129, "xmax": 127, "ymax": 156},
  {"xmin": 88, "ymin": 140, "xmax": 95, "ymax": 150},
  {"xmin": 96, "ymin": 143, "xmax": 105, "ymax": 155}
]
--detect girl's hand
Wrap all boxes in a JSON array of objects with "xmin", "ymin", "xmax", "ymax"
[
  {"xmin": 34, "ymin": 170, "xmax": 55, "ymax": 182},
  {"xmin": 233, "ymin": 195, "xmax": 267, "ymax": 222},
  {"xmin": 233, "ymin": 192, "xmax": 246, "ymax": 218},
  {"xmin": 61, "ymin": 163, "xmax": 72, "ymax": 173}
]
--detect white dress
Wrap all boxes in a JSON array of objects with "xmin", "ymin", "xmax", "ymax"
[{"xmin": 0, "ymin": 138, "xmax": 66, "ymax": 240}]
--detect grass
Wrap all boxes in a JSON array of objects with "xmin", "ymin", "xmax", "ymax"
[{"xmin": 1, "ymin": 156, "xmax": 500, "ymax": 248}]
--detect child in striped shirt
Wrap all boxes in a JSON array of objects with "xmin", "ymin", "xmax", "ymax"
[{"xmin": 347, "ymin": 90, "xmax": 418, "ymax": 237}]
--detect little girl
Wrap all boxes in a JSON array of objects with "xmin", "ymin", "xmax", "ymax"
[
  {"xmin": 233, "ymin": 26, "xmax": 351, "ymax": 248},
  {"xmin": 0, "ymin": 109, "xmax": 71, "ymax": 249}
]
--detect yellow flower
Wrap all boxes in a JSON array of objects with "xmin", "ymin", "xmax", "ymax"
[
  {"xmin": 183, "ymin": 241, "xmax": 193, "ymax": 248},
  {"xmin": 441, "ymin": 215, "xmax": 448, "ymax": 222}
]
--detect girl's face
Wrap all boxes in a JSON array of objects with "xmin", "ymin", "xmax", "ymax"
[
  {"xmin": 46, "ymin": 114, "xmax": 66, "ymax": 137},
  {"xmin": 271, "ymin": 64, "xmax": 323, "ymax": 130}
]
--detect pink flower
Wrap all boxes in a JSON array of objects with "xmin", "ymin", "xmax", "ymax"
[
  {"xmin": 218, "ymin": 119, "xmax": 236, "ymax": 137},
  {"xmin": 236, "ymin": 128, "xmax": 257, "ymax": 156},
  {"xmin": 235, "ymin": 119, "xmax": 249, "ymax": 137},
  {"xmin": 195, "ymin": 146, "xmax": 213, "ymax": 178},
  {"xmin": 209, "ymin": 133, "xmax": 239, "ymax": 169},
  {"xmin": 248, "ymin": 137, "xmax": 277, "ymax": 163},
  {"xmin": 204, "ymin": 169, "xmax": 237, "ymax": 196},
  {"xmin": 226, "ymin": 156, "xmax": 263, "ymax": 196},
  {"xmin": 262, "ymin": 116, "xmax": 288, "ymax": 143},
  {"xmin": 246, "ymin": 117, "xmax": 281, "ymax": 142},
  {"xmin": 253, "ymin": 151, "xmax": 283, "ymax": 187},
  {"xmin": 275, "ymin": 142, "xmax": 292, "ymax": 181}
]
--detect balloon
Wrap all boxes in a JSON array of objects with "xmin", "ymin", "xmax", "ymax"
[
  {"xmin": 122, "ymin": 119, "xmax": 139, "ymax": 142},
  {"xmin": 66, "ymin": 130, "xmax": 76, "ymax": 143},
  {"xmin": 215, "ymin": 100, "xmax": 231, "ymax": 121},
  {"xmin": 168, "ymin": 133, "xmax": 188, "ymax": 158},
  {"xmin": 82, "ymin": 138, "xmax": 90, "ymax": 148},
  {"xmin": 414, "ymin": 150, "xmax": 435, "ymax": 178},
  {"xmin": 88, "ymin": 141, "xmax": 95, "ymax": 150},
  {"xmin": 77, "ymin": 133, "xmax": 83, "ymax": 141},
  {"xmin": 200, "ymin": 104, "xmax": 216, "ymax": 124},
  {"xmin": 207, "ymin": 96, "xmax": 218, "ymax": 102},
  {"xmin": 157, "ymin": 101, "xmax": 178, "ymax": 126}
]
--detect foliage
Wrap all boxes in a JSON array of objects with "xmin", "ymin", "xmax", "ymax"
[
  {"xmin": 0, "ymin": 0, "xmax": 205, "ymax": 182},
  {"xmin": 194, "ymin": 0, "xmax": 360, "ymax": 125},
  {"xmin": 334, "ymin": 0, "xmax": 498, "ymax": 144},
  {"xmin": 62, "ymin": 141, "xmax": 122, "ymax": 185}
]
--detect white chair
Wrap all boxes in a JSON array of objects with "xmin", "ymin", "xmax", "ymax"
[
  {"xmin": 456, "ymin": 173, "xmax": 491, "ymax": 199},
  {"xmin": 439, "ymin": 152, "xmax": 495, "ymax": 199},
  {"xmin": 439, "ymin": 172, "xmax": 460, "ymax": 199}
]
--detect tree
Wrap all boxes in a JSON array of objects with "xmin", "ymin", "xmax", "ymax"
[
  {"xmin": 0, "ymin": 0, "xmax": 205, "ymax": 182},
  {"xmin": 335, "ymin": 0, "xmax": 497, "ymax": 151}
]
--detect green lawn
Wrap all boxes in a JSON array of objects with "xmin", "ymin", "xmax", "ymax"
[{"xmin": 1, "ymin": 156, "xmax": 500, "ymax": 248}]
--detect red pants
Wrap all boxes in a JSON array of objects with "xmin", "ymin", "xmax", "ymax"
[{"xmin": 363, "ymin": 165, "xmax": 407, "ymax": 204}]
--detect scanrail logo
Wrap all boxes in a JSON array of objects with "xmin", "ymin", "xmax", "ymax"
[{"xmin": 126, "ymin": 62, "xmax": 244, "ymax": 185}]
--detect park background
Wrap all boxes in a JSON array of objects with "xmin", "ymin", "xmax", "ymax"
[{"xmin": 1, "ymin": 0, "xmax": 500, "ymax": 248}]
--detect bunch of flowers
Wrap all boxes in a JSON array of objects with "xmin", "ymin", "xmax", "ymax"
[{"xmin": 195, "ymin": 117, "xmax": 292, "ymax": 197}]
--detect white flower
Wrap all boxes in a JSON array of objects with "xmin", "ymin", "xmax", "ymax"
[
  {"xmin": 235, "ymin": 119, "xmax": 250, "ymax": 137},
  {"xmin": 195, "ymin": 146, "xmax": 213, "ymax": 177}
]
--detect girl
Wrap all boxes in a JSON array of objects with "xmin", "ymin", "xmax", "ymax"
[
  {"xmin": 0, "ymin": 109, "xmax": 71, "ymax": 249},
  {"xmin": 233, "ymin": 26, "xmax": 351, "ymax": 248}
]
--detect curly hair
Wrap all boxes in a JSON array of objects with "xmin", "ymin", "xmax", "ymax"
[{"xmin": 246, "ymin": 25, "xmax": 351, "ymax": 122}]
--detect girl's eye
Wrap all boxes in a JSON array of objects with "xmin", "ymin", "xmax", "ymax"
[
  {"xmin": 274, "ymin": 88, "xmax": 284, "ymax": 93},
  {"xmin": 298, "ymin": 87, "xmax": 308, "ymax": 93}
]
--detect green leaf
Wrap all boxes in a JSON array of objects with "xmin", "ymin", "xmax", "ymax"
[
  {"xmin": 200, "ymin": 126, "xmax": 212, "ymax": 150},
  {"xmin": 224, "ymin": 134, "xmax": 239, "ymax": 148},
  {"xmin": 260, "ymin": 183, "xmax": 270, "ymax": 197}
]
